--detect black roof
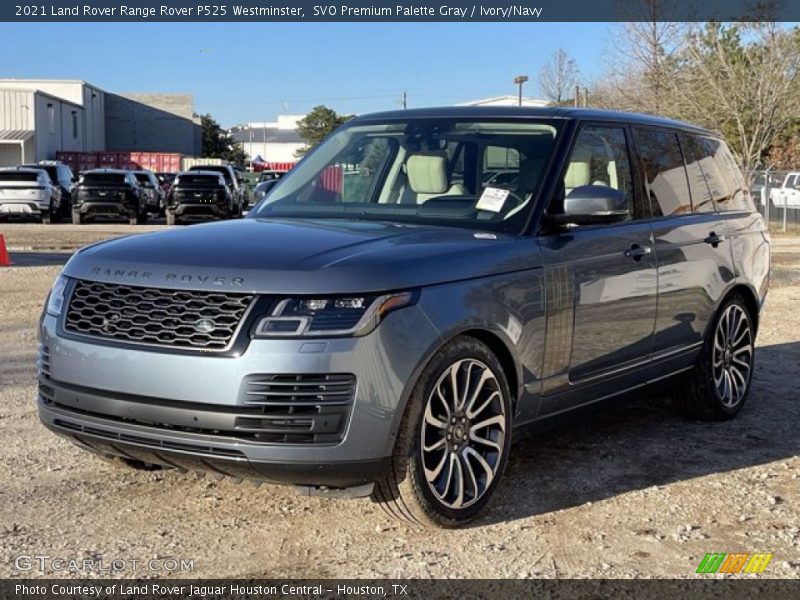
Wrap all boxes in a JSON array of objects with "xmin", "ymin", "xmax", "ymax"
[{"xmin": 352, "ymin": 106, "xmax": 714, "ymax": 136}]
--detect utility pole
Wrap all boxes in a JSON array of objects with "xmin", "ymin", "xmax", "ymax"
[
  {"xmin": 574, "ymin": 85, "xmax": 580, "ymax": 107},
  {"xmin": 513, "ymin": 75, "xmax": 529, "ymax": 106},
  {"xmin": 583, "ymin": 87, "xmax": 589, "ymax": 107},
  {"xmin": 402, "ymin": 91, "xmax": 407, "ymax": 110}
]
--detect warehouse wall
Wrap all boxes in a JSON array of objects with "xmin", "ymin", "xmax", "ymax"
[{"xmin": 105, "ymin": 93, "xmax": 202, "ymax": 155}]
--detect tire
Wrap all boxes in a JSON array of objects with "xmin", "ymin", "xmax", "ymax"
[
  {"xmin": 137, "ymin": 209, "xmax": 148, "ymax": 224},
  {"xmin": 71, "ymin": 209, "xmax": 83, "ymax": 225},
  {"xmin": 672, "ymin": 294, "xmax": 756, "ymax": 420},
  {"xmin": 41, "ymin": 214, "xmax": 51, "ymax": 225},
  {"xmin": 372, "ymin": 336, "xmax": 512, "ymax": 528},
  {"xmin": 128, "ymin": 210, "xmax": 138, "ymax": 226},
  {"xmin": 166, "ymin": 211, "xmax": 177, "ymax": 226}
]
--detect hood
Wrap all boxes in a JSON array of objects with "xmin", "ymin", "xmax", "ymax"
[{"xmin": 63, "ymin": 218, "xmax": 541, "ymax": 294}]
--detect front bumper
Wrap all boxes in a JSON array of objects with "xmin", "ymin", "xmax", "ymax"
[{"xmin": 38, "ymin": 304, "xmax": 441, "ymax": 487}]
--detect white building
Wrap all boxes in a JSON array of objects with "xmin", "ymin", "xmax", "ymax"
[
  {"xmin": 0, "ymin": 79, "xmax": 106, "ymax": 166},
  {"xmin": 459, "ymin": 95, "xmax": 550, "ymax": 108},
  {"xmin": 230, "ymin": 114, "xmax": 305, "ymax": 166}
]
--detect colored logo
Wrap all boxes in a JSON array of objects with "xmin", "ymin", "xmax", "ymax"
[{"xmin": 696, "ymin": 552, "xmax": 773, "ymax": 574}]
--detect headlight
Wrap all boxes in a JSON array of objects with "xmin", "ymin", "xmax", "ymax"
[
  {"xmin": 45, "ymin": 275, "xmax": 68, "ymax": 317},
  {"xmin": 253, "ymin": 291, "xmax": 416, "ymax": 338}
]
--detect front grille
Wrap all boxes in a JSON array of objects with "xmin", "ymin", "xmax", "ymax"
[
  {"xmin": 64, "ymin": 280, "xmax": 254, "ymax": 351},
  {"xmin": 238, "ymin": 374, "xmax": 357, "ymax": 443}
]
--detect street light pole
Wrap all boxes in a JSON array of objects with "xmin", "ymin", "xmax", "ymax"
[{"xmin": 513, "ymin": 75, "xmax": 529, "ymax": 106}]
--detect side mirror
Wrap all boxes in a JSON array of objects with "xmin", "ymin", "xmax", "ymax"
[{"xmin": 553, "ymin": 185, "xmax": 630, "ymax": 226}]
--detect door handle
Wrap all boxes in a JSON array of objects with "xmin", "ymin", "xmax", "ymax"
[
  {"xmin": 704, "ymin": 232, "xmax": 726, "ymax": 247},
  {"xmin": 624, "ymin": 244, "xmax": 652, "ymax": 260}
]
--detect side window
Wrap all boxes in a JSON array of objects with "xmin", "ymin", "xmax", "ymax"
[
  {"xmin": 702, "ymin": 138, "xmax": 750, "ymax": 211},
  {"xmin": 633, "ymin": 128, "xmax": 691, "ymax": 217},
  {"xmin": 561, "ymin": 125, "xmax": 638, "ymax": 219},
  {"xmin": 679, "ymin": 135, "xmax": 716, "ymax": 214}
]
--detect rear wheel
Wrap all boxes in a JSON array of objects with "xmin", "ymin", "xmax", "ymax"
[
  {"xmin": 672, "ymin": 294, "xmax": 755, "ymax": 420},
  {"xmin": 372, "ymin": 336, "xmax": 512, "ymax": 528}
]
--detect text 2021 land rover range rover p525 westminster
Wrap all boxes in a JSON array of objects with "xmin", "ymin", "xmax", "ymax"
[{"xmin": 38, "ymin": 108, "xmax": 769, "ymax": 527}]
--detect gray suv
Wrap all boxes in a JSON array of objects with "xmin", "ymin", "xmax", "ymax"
[{"xmin": 38, "ymin": 108, "xmax": 770, "ymax": 527}]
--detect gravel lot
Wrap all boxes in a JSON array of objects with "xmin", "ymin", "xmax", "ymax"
[{"xmin": 0, "ymin": 224, "xmax": 798, "ymax": 579}]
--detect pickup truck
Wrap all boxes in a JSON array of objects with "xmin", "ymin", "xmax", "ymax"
[{"xmin": 768, "ymin": 172, "xmax": 800, "ymax": 209}]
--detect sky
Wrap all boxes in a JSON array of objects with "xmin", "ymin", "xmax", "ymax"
[{"xmin": 0, "ymin": 22, "xmax": 611, "ymax": 126}]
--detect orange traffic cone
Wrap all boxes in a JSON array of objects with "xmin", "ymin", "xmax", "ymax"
[{"xmin": 0, "ymin": 234, "xmax": 12, "ymax": 266}]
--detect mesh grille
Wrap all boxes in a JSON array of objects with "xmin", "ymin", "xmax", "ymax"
[{"xmin": 65, "ymin": 280, "xmax": 254, "ymax": 351}]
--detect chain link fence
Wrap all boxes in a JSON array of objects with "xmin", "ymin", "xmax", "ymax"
[{"xmin": 752, "ymin": 169, "xmax": 800, "ymax": 234}]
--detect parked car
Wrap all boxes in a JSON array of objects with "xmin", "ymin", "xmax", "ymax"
[
  {"xmin": 165, "ymin": 170, "xmax": 233, "ymax": 225},
  {"xmin": 38, "ymin": 108, "xmax": 769, "ymax": 527},
  {"xmin": 71, "ymin": 169, "xmax": 147, "ymax": 225},
  {"xmin": 0, "ymin": 167, "xmax": 61, "ymax": 223},
  {"xmin": 768, "ymin": 171, "xmax": 800, "ymax": 209},
  {"xmin": 187, "ymin": 164, "xmax": 245, "ymax": 215},
  {"xmin": 20, "ymin": 160, "xmax": 75, "ymax": 219},
  {"xmin": 132, "ymin": 170, "xmax": 165, "ymax": 215}
]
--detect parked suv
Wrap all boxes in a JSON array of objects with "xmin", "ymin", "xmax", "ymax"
[
  {"xmin": 187, "ymin": 164, "xmax": 244, "ymax": 215},
  {"xmin": 165, "ymin": 170, "xmax": 234, "ymax": 225},
  {"xmin": 20, "ymin": 160, "xmax": 75, "ymax": 220},
  {"xmin": 0, "ymin": 167, "xmax": 61, "ymax": 223},
  {"xmin": 38, "ymin": 108, "xmax": 769, "ymax": 527},
  {"xmin": 71, "ymin": 169, "xmax": 147, "ymax": 225},
  {"xmin": 132, "ymin": 170, "xmax": 165, "ymax": 216}
]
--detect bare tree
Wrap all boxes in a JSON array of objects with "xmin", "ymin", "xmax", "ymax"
[
  {"xmin": 539, "ymin": 48, "xmax": 579, "ymax": 104},
  {"xmin": 674, "ymin": 22, "xmax": 800, "ymax": 181},
  {"xmin": 587, "ymin": 1, "xmax": 689, "ymax": 113}
]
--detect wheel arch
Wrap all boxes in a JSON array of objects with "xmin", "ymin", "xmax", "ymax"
[{"xmin": 719, "ymin": 283, "xmax": 761, "ymax": 334}]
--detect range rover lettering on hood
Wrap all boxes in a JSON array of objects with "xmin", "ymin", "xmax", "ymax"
[{"xmin": 90, "ymin": 267, "xmax": 245, "ymax": 287}]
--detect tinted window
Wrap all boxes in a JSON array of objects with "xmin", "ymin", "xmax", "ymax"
[
  {"xmin": 0, "ymin": 171, "xmax": 39, "ymax": 182},
  {"xmin": 697, "ymin": 137, "xmax": 750, "ymax": 211},
  {"xmin": 81, "ymin": 173, "xmax": 128, "ymax": 185},
  {"xmin": 679, "ymin": 135, "xmax": 716, "ymax": 214},
  {"xmin": 561, "ymin": 125, "xmax": 639, "ymax": 219},
  {"xmin": 634, "ymin": 128, "xmax": 691, "ymax": 217},
  {"xmin": 176, "ymin": 175, "xmax": 222, "ymax": 186}
]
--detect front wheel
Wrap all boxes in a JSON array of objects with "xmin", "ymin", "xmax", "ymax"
[
  {"xmin": 672, "ymin": 294, "xmax": 755, "ymax": 420},
  {"xmin": 372, "ymin": 336, "xmax": 512, "ymax": 528}
]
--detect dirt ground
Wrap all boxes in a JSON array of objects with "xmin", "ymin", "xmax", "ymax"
[{"xmin": 0, "ymin": 223, "xmax": 798, "ymax": 579}]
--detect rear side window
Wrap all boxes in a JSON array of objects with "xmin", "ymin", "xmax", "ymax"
[
  {"xmin": 679, "ymin": 135, "xmax": 716, "ymax": 214},
  {"xmin": 561, "ymin": 125, "xmax": 639, "ymax": 219},
  {"xmin": 633, "ymin": 128, "xmax": 691, "ymax": 217},
  {"xmin": 697, "ymin": 137, "xmax": 751, "ymax": 211}
]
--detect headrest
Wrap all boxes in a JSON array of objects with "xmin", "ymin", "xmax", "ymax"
[
  {"xmin": 564, "ymin": 161, "xmax": 591, "ymax": 189},
  {"xmin": 406, "ymin": 152, "xmax": 448, "ymax": 194}
]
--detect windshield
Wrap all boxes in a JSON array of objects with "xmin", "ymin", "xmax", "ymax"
[{"xmin": 250, "ymin": 118, "xmax": 559, "ymax": 232}]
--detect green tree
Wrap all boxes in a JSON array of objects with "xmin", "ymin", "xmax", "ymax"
[
  {"xmin": 295, "ymin": 105, "xmax": 353, "ymax": 156},
  {"xmin": 198, "ymin": 113, "xmax": 247, "ymax": 167}
]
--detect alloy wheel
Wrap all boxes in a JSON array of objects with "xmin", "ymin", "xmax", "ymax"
[
  {"xmin": 420, "ymin": 358, "xmax": 506, "ymax": 509},
  {"xmin": 712, "ymin": 304, "xmax": 753, "ymax": 408}
]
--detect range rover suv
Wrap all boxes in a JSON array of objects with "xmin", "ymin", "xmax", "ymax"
[
  {"xmin": 0, "ymin": 167, "xmax": 61, "ymax": 223},
  {"xmin": 38, "ymin": 108, "xmax": 769, "ymax": 527},
  {"xmin": 165, "ymin": 171, "xmax": 234, "ymax": 225},
  {"xmin": 71, "ymin": 169, "xmax": 147, "ymax": 225}
]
